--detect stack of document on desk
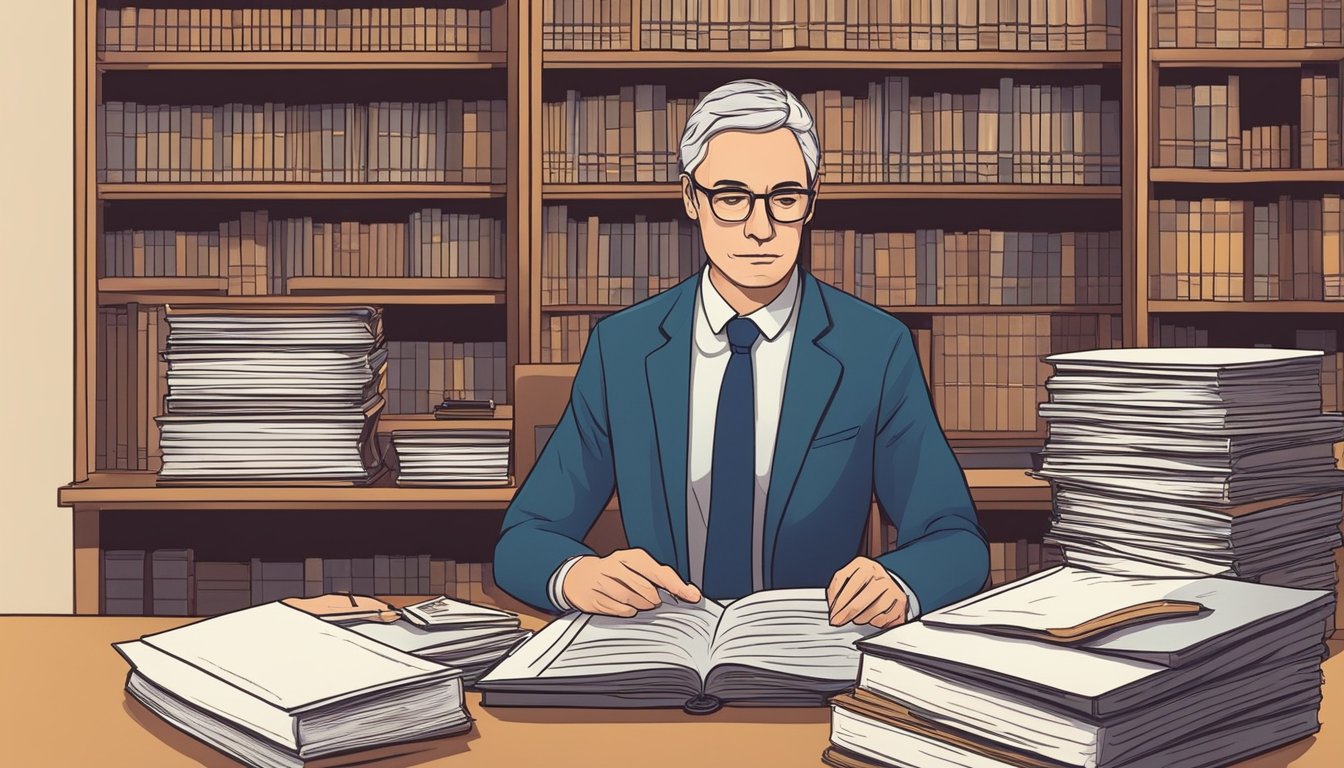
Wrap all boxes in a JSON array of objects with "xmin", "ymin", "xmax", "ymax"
[
  {"xmin": 1035, "ymin": 347, "xmax": 1344, "ymax": 589},
  {"xmin": 390, "ymin": 428, "xmax": 511, "ymax": 487},
  {"xmin": 824, "ymin": 567, "xmax": 1334, "ymax": 768},
  {"xmin": 115, "ymin": 601, "xmax": 470, "ymax": 768},
  {"xmin": 157, "ymin": 306, "xmax": 387, "ymax": 485},
  {"xmin": 348, "ymin": 596, "xmax": 532, "ymax": 685}
]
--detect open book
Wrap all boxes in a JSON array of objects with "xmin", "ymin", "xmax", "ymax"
[{"xmin": 476, "ymin": 588, "xmax": 880, "ymax": 710}]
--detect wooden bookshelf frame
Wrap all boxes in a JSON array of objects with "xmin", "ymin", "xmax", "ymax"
[{"xmin": 65, "ymin": 0, "xmax": 1161, "ymax": 613}]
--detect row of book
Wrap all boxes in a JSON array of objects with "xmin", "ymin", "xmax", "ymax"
[
  {"xmin": 103, "ymin": 548, "xmax": 500, "ymax": 616},
  {"xmin": 545, "ymin": 0, "xmax": 1124, "ymax": 51},
  {"xmin": 812, "ymin": 227, "xmax": 1123, "ymax": 306},
  {"xmin": 1151, "ymin": 322, "xmax": 1344, "ymax": 413},
  {"xmin": 544, "ymin": 78, "xmax": 1122, "ymax": 185},
  {"xmin": 541, "ymin": 208, "xmax": 709, "ymax": 306},
  {"xmin": 97, "ymin": 304, "xmax": 167, "ymax": 472},
  {"xmin": 102, "ymin": 210, "xmax": 506, "ymax": 287},
  {"xmin": 1147, "ymin": 194, "xmax": 1343, "ymax": 302},
  {"xmin": 924, "ymin": 313, "xmax": 1123, "ymax": 433},
  {"xmin": 97, "ymin": 100, "xmax": 507, "ymax": 184},
  {"xmin": 1151, "ymin": 0, "xmax": 1344, "ymax": 48},
  {"xmin": 385, "ymin": 341, "xmax": 508, "ymax": 414},
  {"xmin": 97, "ymin": 6, "xmax": 504, "ymax": 52},
  {"xmin": 1156, "ymin": 70, "xmax": 1342, "ymax": 170}
]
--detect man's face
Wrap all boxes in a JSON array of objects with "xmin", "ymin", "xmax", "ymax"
[{"xmin": 681, "ymin": 128, "xmax": 815, "ymax": 290}]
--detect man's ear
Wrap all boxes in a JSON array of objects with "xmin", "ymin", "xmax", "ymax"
[
  {"xmin": 802, "ymin": 176, "xmax": 820, "ymax": 226},
  {"xmin": 680, "ymin": 174, "xmax": 699, "ymax": 221}
]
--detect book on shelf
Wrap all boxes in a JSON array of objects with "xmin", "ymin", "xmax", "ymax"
[
  {"xmin": 814, "ymin": 226, "xmax": 1122, "ymax": 306},
  {"xmin": 608, "ymin": 0, "xmax": 1124, "ymax": 52},
  {"xmin": 433, "ymin": 398, "xmax": 497, "ymax": 419},
  {"xmin": 541, "ymin": 207, "xmax": 709, "ymax": 306},
  {"xmin": 930, "ymin": 314, "xmax": 1122, "ymax": 434},
  {"xmin": 98, "ymin": 100, "xmax": 506, "ymax": 184},
  {"xmin": 156, "ymin": 306, "xmax": 386, "ymax": 485},
  {"xmin": 1151, "ymin": 0, "xmax": 1344, "ymax": 49},
  {"xmin": 114, "ymin": 601, "xmax": 470, "ymax": 768},
  {"xmin": 98, "ymin": 6, "xmax": 505, "ymax": 53},
  {"xmin": 477, "ymin": 588, "xmax": 881, "ymax": 709},
  {"xmin": 1301, "ymin": 65, "xmax": 1344, "ymax": 170},
  {"xmin": 831, "ymin": 567, "xmax": 1333, "ymax": 768},
  {"xmin": 104, "ymin": 209, "xmax": 507, "ymax": 291},
  {"xmin": 544, "ymin": 77, "xmax": 1121, "ymax": 185},
  {"xmin": 104, "ymin": 556, "xmax": 503, "ymax": 616},
  {"xmin": 390, "ymin": 429, "xmax": 511, "ymax": 487},
  {"xmin": 96, "ymin": 303, "xmax": 167, "ymax": 472},
  {"xmin": 386, "ymin": 341, "xmax": 507, "ymax": 415},
  {"xmin": 1148, "ymin": 193, "xmax": 1342, "ymax": 302}
]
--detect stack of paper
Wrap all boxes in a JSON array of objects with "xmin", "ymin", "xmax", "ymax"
[
  {"xmin": 157, "ymin": 306, "xmax": 387, "ymax": 484},
  {"xmin": 824, "ymin": 567, "xmax": 1333, "ymax": 768},
  {"xmin": 349, "ymin": 596, "xmax": 532, "ymax": 685},
  {"xmin": 1035, "ymin": 347, "xmax": 1344, "ymax": 589},
  {"xmin": 390, "ymin": 428, "xmax": 510, "ymax": 487},
  {"xmin": 115, "ymin": 602, "xmax": 470, "ymax": 768}
]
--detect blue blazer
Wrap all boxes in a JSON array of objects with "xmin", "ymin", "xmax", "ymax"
[{"xmin": 495, "ymin": 268, "xmax": 989, "ymax": 614}]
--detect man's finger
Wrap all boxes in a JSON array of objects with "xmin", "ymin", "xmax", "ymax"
[
  {"xmin": 829, "ymin": 569, "xmax": 875, "ymax": 621},
  {"xmin": 827, "ymin": 562, "xmax": 861, "ymax": 605},
  {"xmin": 851, "ymin": 588, "xmax": 903, "ymax": 625},
  {"xmin": 588, "ymin": 594, "xmax": 638, "ymax": 618},
  {"xmin": 595, "ymin": 576, "xmax": 659, "ymax": 610},
  {"xmin": 868, "ymin": 602, "xmax": 909, "ymax": 629},
  {"xmin": 626, "ymin": 559, "xmax": 702, "ymax": 603},
  {"xmin": 831, "ymin": 581, "xmax": 890, "ymax": 626}
]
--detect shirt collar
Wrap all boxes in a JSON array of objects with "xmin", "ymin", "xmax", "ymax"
[{"xmin": 698, "ymin": 264, "xmax": 800, "ymax": 342}]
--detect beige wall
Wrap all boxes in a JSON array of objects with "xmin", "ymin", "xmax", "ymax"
[{"xmin": 0, "ymin": 2, "xmax": 76, "ymax": 613}]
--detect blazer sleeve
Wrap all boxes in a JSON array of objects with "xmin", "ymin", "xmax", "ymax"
[
  {"xmin": 871, "ymin": 326, "xmax": 990, "ymax": 614},
  {"xmin": 493, "ymin": 323, "xmax": 615, "ymax": 613}
]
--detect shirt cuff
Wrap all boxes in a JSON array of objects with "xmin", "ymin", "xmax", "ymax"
[
  {"xmin": 548, "ymin": 555, "xmax": 586, "ymax": 613},
  {"xmin": 886, "ymin": 569, "xmax": 922, "ymax": 621}
]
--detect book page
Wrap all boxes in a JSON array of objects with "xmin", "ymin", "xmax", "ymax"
[
  {"xmin": 544, "ymin": 595, "xmax": 723, "ymax": 680},
  {"xmin": 706, "ymin": 589, "xmax": 878, "ymax": 688}
]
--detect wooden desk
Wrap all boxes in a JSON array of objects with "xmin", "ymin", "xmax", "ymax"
[{"xmin": 1, "ymin": 613, "xmax": 1339, "ymax": 768}]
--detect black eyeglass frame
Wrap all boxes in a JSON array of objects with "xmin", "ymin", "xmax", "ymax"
[{"xmin": 683, "ymin": 173, "xmax": 818, "ymax": 224}]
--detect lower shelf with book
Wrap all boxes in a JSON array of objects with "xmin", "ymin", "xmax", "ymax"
[{"xmin": 102, "ymin": 547, "xmax": 500, "ymax": 617}]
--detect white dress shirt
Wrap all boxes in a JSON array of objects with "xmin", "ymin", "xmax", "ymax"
[{"xmin": 548, "ymin": 265, "xmax": 919, "ymax": 620}]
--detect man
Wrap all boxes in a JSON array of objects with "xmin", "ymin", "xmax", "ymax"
[{"xmin": 495, "ymin": 79, "xmax": 988, "ymax": 629}]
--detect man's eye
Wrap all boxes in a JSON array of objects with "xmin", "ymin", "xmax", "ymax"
[
  {"xmin": 773, "ymin": 196, "xmax": 799, "ymax": 207},
  {"xmin": 718, "ymin": 195, "xmax": 748, "ymax": 205}
]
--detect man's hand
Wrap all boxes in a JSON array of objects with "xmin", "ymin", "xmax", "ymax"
[
  {"xmin": 827, "ymin": 557, "xmax": 909, "ymax": 629},
  {"xmin": 561, "ymin": 548, "xmax": 703, "ymax": 617}
]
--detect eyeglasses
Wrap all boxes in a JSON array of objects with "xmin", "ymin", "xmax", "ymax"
[{"xmin": 686, "ymin": 174, "xmax": 816, "ymax": 224}]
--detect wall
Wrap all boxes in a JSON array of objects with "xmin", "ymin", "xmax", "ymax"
[{"xmin": 0, "ymin": 2, "xmax": 75, "ymax": 613}]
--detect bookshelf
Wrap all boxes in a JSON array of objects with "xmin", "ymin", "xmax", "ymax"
[{"xmin": 61, "ymin": 1, "xmax": 1338, "ymax": 617}]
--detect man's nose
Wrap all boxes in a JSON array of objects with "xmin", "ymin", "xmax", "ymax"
[{"xmin": 743, "ymin": 198, "xmax": 775, "ymax": 243}]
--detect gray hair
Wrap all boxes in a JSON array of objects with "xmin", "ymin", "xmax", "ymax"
[{"xmin": 679, "ymin": 79, "xmax": 820, "ymax": 186}]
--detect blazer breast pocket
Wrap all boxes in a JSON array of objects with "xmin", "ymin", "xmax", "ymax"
[{"xmin": 809, "ymin": 424, "xmax": 861, "ymax": 450}]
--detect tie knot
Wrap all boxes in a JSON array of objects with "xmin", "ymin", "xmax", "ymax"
[{"xmin": 725, "ymin": 316, "xmax": 761, "ymax": 354}]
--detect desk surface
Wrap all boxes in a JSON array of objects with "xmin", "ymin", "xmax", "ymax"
[{"xmin": 1, "ymin": 612, "xmax": 1340, "ymax": 768}]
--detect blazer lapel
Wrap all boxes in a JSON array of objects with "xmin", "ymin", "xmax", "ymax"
[
  {"xmin": 644, "ymin": 275, "xmax": 698, "ymax": 577},
  {"xmin": 764, "ymin": 271, "xmax": 842, "ymax": 585}
]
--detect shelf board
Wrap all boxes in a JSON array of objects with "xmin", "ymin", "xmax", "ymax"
[
  {"xmin": 1149, "ymin": 300, "xmax": 1344, "ymax": 313},
  {"xmin": 98, "ymin": 277, "xmax": 228, "ymax": 293},
  {"xmin": 1149, "ymin": 47, "xmax": 1344, "ymax": 67},
  {"xmin": 378, "ymin": 408, "xmax": 514, "ymax": 434},
  {"xmin": 1150, "ymin": 169, "xmax": 1344, "ymax": 184},
  {"xmin": 544, "ymin": 50, "xmax": 1122, "ymax": 69},
  {"xmin": 883, "ymin": 304, "xmax": 1122, "ymax": 314},
  {"xmin": 543, "ymin": 303, "xmax": 1121, "ymax": 315},
  {"xmin": 96, "ymin": 51, "xmax": 508, "ymax": 70},
  {"xmin": 98, "ymin": 183, "xmax": 505, "ymax": 200},
  {"xmin": 97, "ymin": 292, "xmax": 505, "ymax": 306},
  {"xmin": 542, "ymin": 183, "xmax": 1123, "ymax": 200},
  {"xmin": 59, "ymin": 468, "xmax": 1046, "ymax": 510},
  {"xmin": 285, "ymin": 277, "xmax": 506, "ymax": 294}
]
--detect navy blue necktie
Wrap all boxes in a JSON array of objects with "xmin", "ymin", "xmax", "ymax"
[{"xmin": 702, "ymin": 316, "xmax": 761, "ymax": 601}]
